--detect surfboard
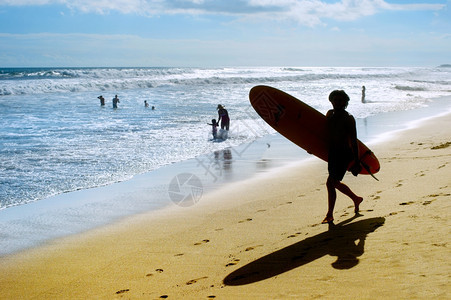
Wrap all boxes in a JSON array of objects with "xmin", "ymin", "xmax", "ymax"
[{"xmin": 249, "ymin": 85, "xmax": 380, "ymax": 179}]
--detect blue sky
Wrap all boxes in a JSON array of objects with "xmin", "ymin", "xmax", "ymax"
[{"xmin": 0, "ymin": 0, "xmax": 450, "ymax": 67}]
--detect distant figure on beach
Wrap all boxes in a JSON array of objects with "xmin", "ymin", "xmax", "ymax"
[
  {"xmin": 217, "ymin": 104, "xmax": 230, "ymax": 130},
  {"xmin": 144, "ymin": 100, "xmax": 149, "ymax": 108},
  {"xmin": 98, "ymin": 95, "xmax": 105, "ymax": 106},
  {"xmin": 361, "ymin": 86, "xmax": 366, "ymax": 103},
  {"xmin": 112, "ymin": 95, "xmax": 120, "ymax": 109},
  {"xmin": 207, "ymin": 119, "xmax": 219, "ymax": 139},
  {"xmin": 323, "ymin": 90, "xmax": 363, "ymax": 224}
]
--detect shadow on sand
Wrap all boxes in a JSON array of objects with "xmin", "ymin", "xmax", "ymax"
[{"xmin": 223, "ymin": 215, "xmax": 385, "ymax": 286}]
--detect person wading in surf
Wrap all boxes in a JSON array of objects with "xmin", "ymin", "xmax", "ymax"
[
  {"xmin": 112, "ymin": 95, "xmax": 120, "ymax": 109},
  {"xmin": 217, "ymin": 104, "xmax": 230, "ymax": 130},
  {"xmin": 323, "ymin": 90, "xmax": 363, "ymax": 224}
]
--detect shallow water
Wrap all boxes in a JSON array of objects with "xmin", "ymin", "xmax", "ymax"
[{"xmin": 1, "ymin": 66, "xmax": 450, "ymax": 210}]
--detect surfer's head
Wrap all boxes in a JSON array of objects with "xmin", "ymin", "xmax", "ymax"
[{"xmin": 329, "ymin": 90, "xmax": 350, "ymax": 110}]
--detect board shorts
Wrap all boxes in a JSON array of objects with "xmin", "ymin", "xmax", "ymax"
[{"xmin": 328, "ymin": 147, "xmax": 353, "ymax": 181}]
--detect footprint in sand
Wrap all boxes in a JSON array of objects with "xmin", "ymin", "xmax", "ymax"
[
  {"xmin": 194, "ymin": 239, "xmax": 210, "ymax": 245},
  {"xmin": 275, "ymin": 201, "xmax": 293, "ymax": 208},
  {"xmin": 340, "ymin": 211, "xmax": 350, "ymax": 218},
  {"xmin": 245, "ymin": 245, "xmax": 262, "ymax": 251},
  {"xmin": 186, "ymin": 276, "xmax": 208, "ymax": 285},
  {"xmin": 146, "ymin": 268, "xmax": 164, "ymax": 277},
  {"xmin": 238, "ymin": 218, "xmax": 252, "ymax": 223},
  {"xmin": 399, "ymin": 201, "xmax": 415, "ymax": 206},
  {"xmin": 431, "ymin": 141, "xmax": 451, "ymax": 150},
  {"xmin": 369, "ymin": 191, "xmax": 382, "ymax": 200},
  {"xmin": 226, "ymin": 258, "xmax": 240, "ymax": 267},
  {"xmin": 426, "ymin": 192, "xmax": 450, "ymax": 198},
  {"xmin": 415, "ymin": 171, "xmax": 426, "ymax": 177},
  {"xmin": 386, "ymin": 210, "xmax": 405, "ymax": 217},
  {"xmin": 287, "ymin": 232, "xmax": 302, "ymax": 239}
]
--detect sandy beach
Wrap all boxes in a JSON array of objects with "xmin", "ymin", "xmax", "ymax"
[{"xmin": 0, "ymin": 111, "xmax": 450, "ymax": 299}]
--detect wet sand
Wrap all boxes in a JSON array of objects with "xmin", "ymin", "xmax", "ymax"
[{"xmin": 0, "ymin": 113, "xmax": 450, "ymax": 299}]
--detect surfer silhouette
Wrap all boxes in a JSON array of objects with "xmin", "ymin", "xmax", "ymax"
[
  {"xmin": 217, "ymin": 104, "xmax": 230, "ymax": 130},
  {"xmin": 323, "ymin": 90, "xmax": 363, "ymax": 224}
]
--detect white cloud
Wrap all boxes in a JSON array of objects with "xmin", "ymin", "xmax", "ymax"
[
  {"xmin": 248, "ymin": 0, "xmax": 446, "ymax": 25},
  {"xmin": 0, "ymin": 0, "xmax": 446, "ymax": 25}
]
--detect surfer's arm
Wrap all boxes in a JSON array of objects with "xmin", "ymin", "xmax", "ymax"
[
  {"xmin": 349, "ymin": 116, "xmax": 362, "ymax": 176},
  {"xmin": 349, "ymin": 116, "xmax": 359, "ymax": 161}
]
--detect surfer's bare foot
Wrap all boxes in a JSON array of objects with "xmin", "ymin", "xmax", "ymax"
[
  {"xmin": 321, "ymin": 215, "xmax": 334, "ymax": 224},
  {"xmin": 353, "ymin": 197, "xmax": 363, "ymax": 213}
]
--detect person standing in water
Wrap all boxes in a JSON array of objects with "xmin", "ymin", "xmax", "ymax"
[
  {"xmin": 112, "ymin": 95, "xmax": 120, "ymax": 109},
  {"xmin": 323, "ymin": 90, "xmax": 363, "ymax": 224},
  {"xmin": 98, "ymin": 95, "xmax": 105, "ymax": 106},
  {"xmin": 361, "ymin": 86, "xmax": 366, "ymax": 103},
  {"xmin": 217, "ymin": 104, "xmax": 230, "ymax": 130},
  {"xmin": 207, "ymin": 119, "xmax": 218, "ymax": 139}
]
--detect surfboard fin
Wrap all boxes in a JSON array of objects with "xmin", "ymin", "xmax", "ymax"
[
  {"xmin": 359, "ymin": 150, "xmax": 379, "ymax": 181},
  {"xmin": 361, "ymin": 160, "xmax": 379, "ymax": 181}
]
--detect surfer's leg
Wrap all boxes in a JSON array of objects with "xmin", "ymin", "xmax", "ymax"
[
  {"xmin": 335, "ymin": 182, "xmax": 363, "ymax": 213},
  {"xmin": 324, "ymin": 176, "xmax": 337, "ymax": 223}
]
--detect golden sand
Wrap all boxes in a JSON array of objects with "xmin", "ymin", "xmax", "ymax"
[{"xmin": 0, "ymin": 113, "xmax": 449, "ymax": 299}]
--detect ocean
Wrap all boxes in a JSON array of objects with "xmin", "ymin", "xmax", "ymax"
[{"xmin": 1, "ymin": 66, "xmax": 450, "ymax": 211}]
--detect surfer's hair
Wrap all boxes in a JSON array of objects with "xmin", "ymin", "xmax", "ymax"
[{"xmin": 329, "ymin": 90, "xmax": 350, "ymax": 109}]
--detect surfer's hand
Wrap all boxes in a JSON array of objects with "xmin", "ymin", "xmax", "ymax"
[{"xmin": 350, "ymin": 161, "xmax": 362, "ymax": 176}]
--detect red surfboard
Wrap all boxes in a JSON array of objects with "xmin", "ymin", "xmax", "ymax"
[{"xmin": 249, "ymin": 85, "xmax": 380, "ymax": 179}]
